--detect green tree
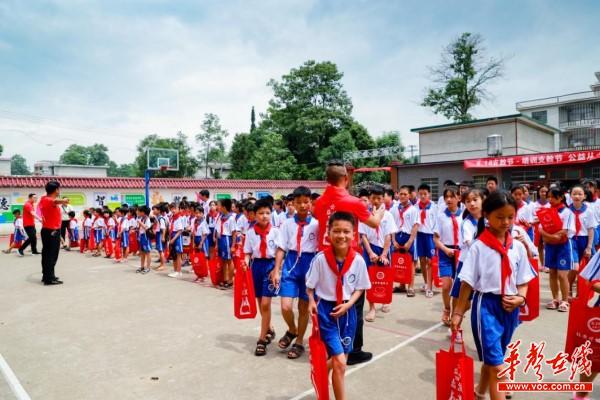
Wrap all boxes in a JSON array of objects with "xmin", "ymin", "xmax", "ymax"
[
  {"xmin": 10, "ymin": 154, "xmax": 30, "ymax": 175},
  {"xmin": 0, "ymin": 144, "xmax": 3, "ymax": 156},
  {"xmin": 422, "ymin": 32, "xmax": 505, "ymax": 122},
  {"xmin": 107, "ymin": 161, "xmax": 136, "ymax": 177},
  {"xmin": 228, "ymin": 133, "xmax": 257, "ymax": 179},
  {"xmin": 247, "ymin": 133, "xmax": 297, "ymax": 180},
  {"xmin": 263, "ymin": 60, "xmax": 357, "ymax": 178},
  {"xmin": 250, "ymin": 106, "xmax": 257, "ymax": 132},
  {"xmin": 196, "ymin": 113, "xmax": 229, "ymax": 178},
  {"xmin": 134, "ymin": 132, "xmax": 199, "ymax": 178},
  {"xmin": 318, "ymin": 130, "xmax": 357, "ymax": 164},
  {"xmin": 59, "ymin": 143, "xmax": 110, "ymax": 166}
]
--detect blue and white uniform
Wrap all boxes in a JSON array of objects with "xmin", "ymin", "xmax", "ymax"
[
  {"xmin": 217, "ymin": 213, "xmax": 237, "ymax": 260},
  {"xmin": 434, "ymin": 208, "xmax": 462, "ymax": 278},
  {"xmin": 451, "ymin": 213, "xmax": 478, "ymax": 298},
  {"xmin": 278, "ymin": 215, "xmax": 319, "ymax": 301},
  {"xmin": 169, "ymin": 214, "xmax": 184, "ymax": 254},
  {"xmin": 416, "ymin": 201, "xmax": 437, "ymax": 259},
  {"xmin": 544, "ymin": 206, "xmax": 576, "ymax": 271},
  {"xmin": 68, "ymin": 218, "xmax": 79, "ymax": 242},
  {"xmin": 358, "ymin": 210, "xmax": 397, "ymax": 265},
  {"xmin": 118, "ymin": 217, "xmax": 129, "ymax": 248},
  {"xmin": 138, "ymin": 216, "xmax": 152, "ymax": 253},
  {"xmin": 93, "ymin": 216, "xmax": 106, "ymax": 243},
  {"xmin": 570, "ymin": 203, "xmax": 597, "ymax": 263},
  {"xmin": 195, "ymin": 218, "xmax": 210, "ymax": 253},
  {"xmin": 244, "ymin": 224, "xmax": 281, "ymax": 298},
  {"xmin": 391, "ymin": 202, "xmax": 419, "ymax": 257},
  {"xmin": 13, "ymin": 217, "xmax": 26, "ymax": 243},
  {"xmin": 107, "ymin": 218, "xmax": 117, "ymax": 241},
  {"xmin": 305, "ymin": 252, "xmax": 371, "ymax": 356},
  {"xmin": 459, "ymin": 239, "xmax": 536, "ymax": 366},
  {"xmin": 515, "ymin": 202, "xmax": 534, "ymax": 241},
  {"xmin": 83, "ymin": 217, "xmax": 92, "ymax": 240},
  {"xmin": 155, "ymin": 216, "xmax": 167, "ymax": 252}
]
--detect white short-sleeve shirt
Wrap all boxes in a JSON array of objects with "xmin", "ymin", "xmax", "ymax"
[
  {"xmin": 570, "ymin": 204, "xmax": 597, "ymax": 236},
  {"xmin": 305, "ymin": 251, "xmax": 371, "ymax": 302},
  {"xmin": 557, "ymin": 206, "xmax": 576, "ymax": 238},
  {"xmin": 434, "ymin": 209, "xmax": 463, "ymax": 246},
  {"xmin": 390, "ymin": 203, "xmax": 419, "ymax": 234},
  {"xmin": 358, "ymin": 210, "xmax": 397, "ymax": 248},
  {"xmin": 243, "ymin": 225, "xmax": 280, "ymax": 259},
  {"xmin": 195, "ymin": 220, "xmax": 210, "ymax": 237},
  {"xmin": 516, "ymin": 203, "xmax": 533, "ymax": 226},
  {"xmin": 218, "ymin": 214, "xmax": 237, "ymax": 237},
  {"xmin": 416, "ymin": 202, "xmax": 437, "ymax": 234},
  {"xmin": 512, "ymin": 225, "xmax": 539, "ymax": 258},
  {"xmin": 171, "ymin": 215, "xmax": 184, "ymax": 233},
  {"xmin": 458, "ymin": 239, "xmax": 536, "ymax": 295},
  {"xmin": 458, "ymin": 215, "xmax": 479, "ymax": 262},
  {"xmin": 84, "ymin": 217, "xmax": 93, "ymax": 228},
  {"xmin": 93, "ymin": 217, "xmax": 106, "ymax": 230},
  {"xmin": 278, "ymin": 216, "xmax": 319, "ymax": 253},
  {"xmin": 580, "ymin": 251, "xmax": 600, "ymax": 282}
]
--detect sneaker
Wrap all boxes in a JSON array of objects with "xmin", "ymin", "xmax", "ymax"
[
  {"xmin": 141, "ymin": 268, "xmax": 151, "ymax": 274},
  {"xmin": 425, "ymin": 290, "xmax": 434, "ymax": 298},
  {"xmin": 17, "ymin": 251, "xmax": 25, "ymax": 257},
  {"xmin": 168, "ymin": 271, "xmax": 181, "ymax": 278},
  {"xmin": 347, "ymin": 350, "xmax": 373, "ymax": 366},
  {"xmin": 135, "ymin": 268, "xmax": 143, "ymax": 273},
  {"xmin": 420, "ymin": 284, "xmax": 427, "ymax": 293}
]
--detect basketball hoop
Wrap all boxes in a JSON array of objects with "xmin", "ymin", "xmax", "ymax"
[{"xmin": 160, "ymin": 166, "xmax": 168, "ymax": 172}]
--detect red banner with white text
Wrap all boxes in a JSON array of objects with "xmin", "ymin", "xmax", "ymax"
[{"xmin": 464, "ymin": 150, "xmax": 600, "ymax": 169}]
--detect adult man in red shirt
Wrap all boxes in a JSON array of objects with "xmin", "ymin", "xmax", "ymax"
[
  {"xmin": 312, "ymin": 161, "xmax": 385, "ymax": 365},
  {"xmin": 19, "ymin": 193, "xmax": 41, "ymax": 256},
  {"xmin": 39, "ymin": 181, "xmax": 70, "ymax": 285}
]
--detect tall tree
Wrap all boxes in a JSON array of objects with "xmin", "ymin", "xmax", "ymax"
[
  {"xmin": 10, "ymin": 154, "xmax": 30, "ymax": 175},
  {"xmin": 263, "ymin": 60, "xmax": 356, "ymax": 178},
  {"xmin": 250, "ymin": 106, "xmax": 257, "ymax": 132},
  {"xmin": 107, "ymin": 161, "xmax": 136, "ymax": 177},
  {"xmin": 59, "ymin": 143, "xmax": 110, "ymax": 165},
  {"xmin": 0, "ymin": 144, "xmax": 3, "ymax": 156},
  {"xmin": 422, "ymin": 32, "xmax": 505, "ymax": 122},
  {"xmin": 229, "ymin": 133, "xmax": 257, "ymax": 179},
  {"xmin": 247, "ymin": 133, "xmax": 297, "ymax": 180},
  {"xmin": 134, "ymin": 132, "xmax": 199, "ymax": 178},
  {"xmin": 196, "ymin": 113, "xmax": 229, "ymax": 178}
]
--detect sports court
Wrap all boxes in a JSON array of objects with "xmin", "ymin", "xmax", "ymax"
[{"xmin": 0, "ymin": 239, "xmax": 579, "ymax": 399}]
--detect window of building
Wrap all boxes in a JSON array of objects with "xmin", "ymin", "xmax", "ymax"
[
  {"xmin": 421, "ymin": 177, "xmax": 439, "ymax": 199},
  {"xmin": 549, "ymin": 169, "xmax": 581, "ymax": 180},
  {"xmin": 531, "ymin": 110, "xmax": 548, "ymax": 124},
  {"xmin": 472, "ymin": 175, "xmax": 488, "ymax": 188},
  {"xmin": 592, "ymin": 167, "xmax": 600, "ymax": 179},
  {"xmin": 511, "ymin": 170, "xmax": 540, "ymax": 186}
]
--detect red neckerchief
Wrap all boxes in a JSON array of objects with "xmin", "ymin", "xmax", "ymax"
[
  {"xmin": 418, "ymin": 200, "xmax": 431, "ymax": 224},
  {"xmin": 93, "ymin": 216, "xmax": 99, "ymax": 228},
  {"xmin": 253, "ymin": 223, "xmax": 271, "ymax": 258},
  {"xmin": 209, "ymin": 210, "xmax": 218, "ymax": 223},
  {"xmin": 220, "ymin": 213, "xmax": 231, "ymax": 235},
  {"xmin": 478, "ymin": 229, "xmax": 513, "ymax": 296},
  {"xmin": 294, "ymin": 215, "xmax": 310, "ymax": 256},
  {"xmin": 445, "ymin": 208, "xmax": 460, "ymax": 247},
  {"xmin": 516, "ymin": 202, "xmax": 530, "ymax": 228},
  {"xmin": 323, "ymin": 246, "xmax": 357, "ymax": 305},
  {"xmin": 398, "ymin": 202, "xmax": 411, "ymax": 227},
  {"xmin": 570, "ymin": 204, "xmax": 586, "ymax": 235}
]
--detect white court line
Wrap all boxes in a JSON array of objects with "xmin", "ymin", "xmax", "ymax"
[
  {"xmin": 0, "ymin": 353, "xmax": 31, "ymax": 400},
  {"xmin": 288, "ymin": 321, "xmax": 443, "ymax": 400}
]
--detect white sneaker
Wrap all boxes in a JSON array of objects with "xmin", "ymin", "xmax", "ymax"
[{"xmin": 168, "ymin": 271, "xmax": 181, "ymax": 278}]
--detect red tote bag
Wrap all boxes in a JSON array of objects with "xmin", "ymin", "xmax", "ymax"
[
  {"xmin": 79, "ymin": 238, "xmax": 86, "ymax": 253},
  {"xmin": 391, "ymin": 251, "xmax": 413, "ymax": 284},
  {"xmin": 565, "ymin": 292, "xmax": 600, "ymax": 371},
  {"xmin": 519, "ymin": 258, "xmax": 540, "ymax": 322},
  {"xmin": 209, "ymin": 255, "xmax": 224, "ymax": 286},
  {"xmin": 234, "ymin": 264, "xmax": 257, "ymax": 319},
  {"xmin": 366, "ymin": 266, "xmax": 394, "ymax": 304},
  {"xmin": 436, "ymin": 330, "xmax": 475, "ymax": 400},
  {"xmin": 536, "ymin": 207, "xmax": 563, "ymax": 234},
  {"xmin": 431, "ymin": 255, "xmax": 442, "ymax": 288},
  {"xmin": 104, "ymin": 237, "xmax": 113, "ymax": 257},
  {"xmin": 308, "ymin": 313, "xmax": 330, "ymax": 400},
  {"xmin": 191, "ymin": 248, "xmax": 209, "ymax": 279},
  {"xmin": 129, "ymin": 231, "xmax": 138, "ymax": 253},
  {"xmin": 88, "ymin": 232, "xmax": 96, "ymax": 250},
  {"xmin": 114, "ymin": 239, "xmax": 122, "ymax": 260}
]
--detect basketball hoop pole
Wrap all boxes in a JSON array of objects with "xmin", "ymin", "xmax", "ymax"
[{"xmin": 144, "ymin": 169, "xmax": 151, "ymax": 207}]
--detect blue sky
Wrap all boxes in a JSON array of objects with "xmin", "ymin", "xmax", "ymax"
[{"xmin": 1, "ymin": 0, "xmax": 599, "ymax": 166}]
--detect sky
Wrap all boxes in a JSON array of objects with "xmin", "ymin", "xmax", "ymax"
[{"xmin": 1, "ymin": 0, "xmax": 599, "ymax": 168}]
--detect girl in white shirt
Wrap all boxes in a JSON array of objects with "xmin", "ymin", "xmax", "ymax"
[{"xmin": 452, "ymin": 191, "xmax": 536, "ymax": 400}]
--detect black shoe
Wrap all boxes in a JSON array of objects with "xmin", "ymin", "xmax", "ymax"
[
  {"xmin": 32, "ymin": 252, "xmax": 41, "ymax": 255},
  {"xmin": 18, "ymin": 249, "xmax": 24, "ymax": 256},
  {"xmin": 347, "ymin": 350, "xmax": 373, "ymax": 365},
  {"xmin": 41, "ymin": 277, "xmax": 60, "ymax": 283},
  {"xmin": 43, "ymin": 280, "xmax": 63, "ymax": 286}
]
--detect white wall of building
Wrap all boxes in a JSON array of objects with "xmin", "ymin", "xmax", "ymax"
[
  {"xmin": 0, "ymin": 158, "xmax": 10, "ymax": 176},
  {"xmin": 52, "ymin": 165, "xmax": 108, "ymax": 177}
]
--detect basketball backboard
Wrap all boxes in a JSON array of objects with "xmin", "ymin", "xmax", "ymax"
[{"xmin": 147, "ymin": 147, "xmax": 179, "ymax": 171}]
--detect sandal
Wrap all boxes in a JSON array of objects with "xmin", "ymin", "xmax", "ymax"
[
  {"xmin": 265, "ymin": 328, "xmax": 276, "ymax": 344},
  {"xmin": 558, "ymin": 301, "xmax": 569, "ymax": 312},
  {"xmin": 381, "ymin": 304, "xmax": 391, "ymax": 313},
  {"xmin": 287, "ymin": 343, "xmax": 305, "ymax": 359},
  {"xmin": 474, "ymin": 385, "xmax": 486, "ymax": 399},
  {"xmin": 255, "ymin": 340, "xmax": 268, "ymax": 356},
  {"xmin": 406, "ymin": 288, "xmax": 416, "ymax": 297},
  {"xmin": 425, "ymin": 290, "xmax": 434, "ymax": 298},
  {"xmin": 365, "ymin": 309, "xmax": 376, "ymax": 322},
  {"xmin": 441, "ymin": 308, "xmax": 451, "ymax": 326},
  {"xmin": 278, "ymin": 330, "xmax": 298, "ymax": 350},
  {"xmin": 546, "ymin": 300, "xmax": 558, "ymax": 310}
]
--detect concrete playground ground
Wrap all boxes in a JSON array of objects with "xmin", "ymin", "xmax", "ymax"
[{"xmin": 0, "ymin": 237, "xmax": 584, "ymax": 399}]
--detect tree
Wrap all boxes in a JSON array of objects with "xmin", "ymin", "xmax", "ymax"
[
  {"xmin": 134, "ymin": 132, "xmax": 199, "ymax": 178},
  {"xmin": 247, "ymin": 133, "xmax": 298, "ymax": 180},
  {"xmin": 318, "ymin": 130, "xmax": 357, "ymax": 164},
  {"xmin": 250, "ymin": 106, "xmax": 257, "ymax": 132},
  {"xmin": 59, "ymin": 143, "xmax": 110, "ymax": 166},
  {"xmin": 11, "ymin": 154, "xmax": 30, "ymax": 175},
  {"xmin": 0, "ymin": 144, "xmax": 3, "ymax": 156},
  {"xmin": 228, "ymin": 133, "xmax": 258, "ymax": 179},
  {"xmin": 422, "ymin": 32, "xmax": 505, "ymax": 122},
  {"xmin": 196, "ymin": 113, "xmax": 228, "ymax": 178},
  {"xmin": 263, "ymin": 60, "xmax": 357, "ymax": 178},
  {"xmin": 107, "ymin": 161, "xmax": 136, "ymax": 177}
]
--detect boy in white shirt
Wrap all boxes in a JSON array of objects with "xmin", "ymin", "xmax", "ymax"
[
  {"xmin": 217, "ymin": 199, "xmax": 237, "ymax": 289},
  {"xmin": 359, "ymin": 185, "xmax": 397, "ymax": 321},
  {"xmin": 306, "ymin": 211, "xmax": 371, "ymax": 400}
]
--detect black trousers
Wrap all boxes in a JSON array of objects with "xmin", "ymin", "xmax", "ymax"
[
  {"xmin": 60, "ymin": 220, "xmax": 69, "ymax": 241},
  {"xmin": 351, "ymin": 291, "xmax": 366, "ymax": 352},
  {"xmin": 41, "ymin": 228, "xmax": 61, "ymax": 283},
  {"xmin": 19, "ymin": 226, "xmax": 38, "ymax": 253}
]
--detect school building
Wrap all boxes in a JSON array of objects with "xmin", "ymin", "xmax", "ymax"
[
  {"xmin": 0, "ymin": 176, "xmax": 327, "ymax": 234},
  {"xmin": 389, "ymin": 114, "xmax": 600, "ymax": 199}
]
